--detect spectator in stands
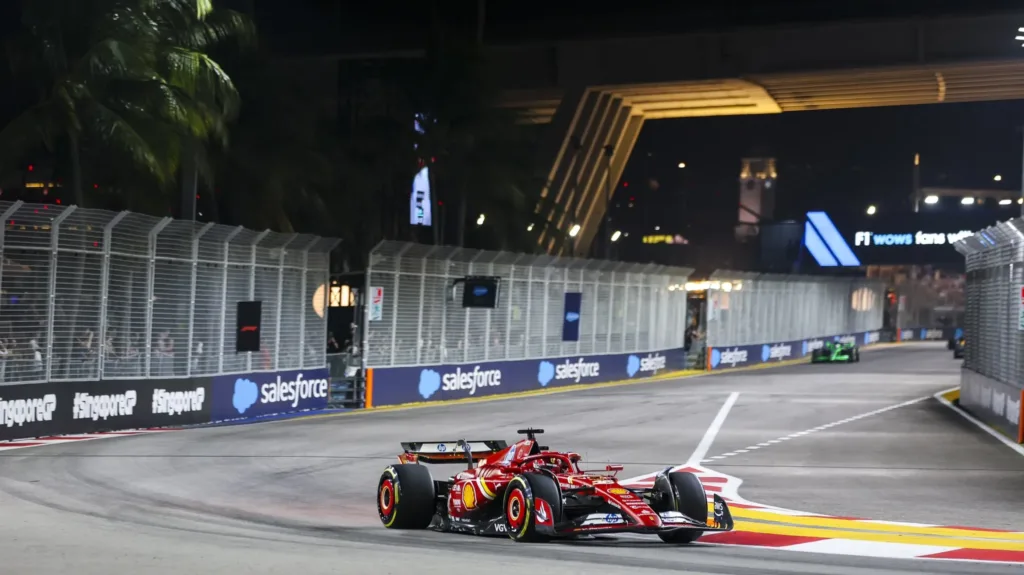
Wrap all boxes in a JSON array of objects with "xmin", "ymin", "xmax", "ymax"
[
  {"xmin": 327, "ymin": 332, "xmax": 340, "ymax": 354},
  {"xmin": 156, "ymin": 330, "xmax": 174, "ymax": 376}
]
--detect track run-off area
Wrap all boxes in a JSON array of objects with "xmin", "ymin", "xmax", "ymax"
[{"xmin": 2, "ymin": 342, "xmax": 1023, "ymax": 574}]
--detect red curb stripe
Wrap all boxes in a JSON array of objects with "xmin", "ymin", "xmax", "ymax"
[
  {"xmin": 700, "ymin": 531, "xmax": 826, "ymax": 547},
  {"xmin": 34, "ymin": 436, "xmax": 98, "ymax": 441},
  {"xmin": 923, "ymin": 549, "xmax": 1024, "ymax": 563},
  {"xmin": 0, "ymin": 442, "xmax": 45, "ymax": 447}
]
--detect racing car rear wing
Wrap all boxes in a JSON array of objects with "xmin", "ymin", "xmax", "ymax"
[{"xmin": 399, "ymin": 440, "xmax": 508, "ymax": 465}]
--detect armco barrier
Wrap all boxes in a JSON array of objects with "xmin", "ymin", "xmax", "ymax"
[
  {"xmin": 0, "ymin": 378, "xmax": 211, "ymax": 441},
  {"xmin": 210, "ymin": 368, "xmax": 331, "ymax": 422},
  {"xmin": 366, "ymin": 348, "xmax": 687, "ymax": 407},
  {"xmin": 707, "ymin": 331, "xmax": 882, "ymax": 371},
  {"xmin": 959, "ymin": 368, "xmax": 1023, "ymax": 443}
]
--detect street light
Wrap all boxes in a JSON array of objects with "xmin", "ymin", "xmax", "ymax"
[
  {"xmin": 476, "ymin": 214, "xmax": 486, "ymax": 226},
  {"xmin": 924, "ymin": 195, "xmax": 939, "ymax": 204},
  {"xmin": 677, "ymin": 162, "xmax": 686, "ymax": 169},
  {"xmin": 961, "ymin": 197, "xmax": 975, "ymax": 205},
  {"xmin": 526, "ymin": 223, "xmax": 534, "ymax": 232},
  {"xmin": 610, "ymin": 230, "xmax": 621, "ymax": 242},
  {"xmin": 995, "ymin": 174, "xmax": 1003, "ymax": 181},
  {"xmin": 1000, "ymin": 198, "xmax": 1012, "ymax": 205},
  {"xmin": 866, "ymin": 205, "xmax": 877, "ymax": 215},
  {"xmin": 568, "ymin": 224, "xmax": 581, "ymax": 238}
]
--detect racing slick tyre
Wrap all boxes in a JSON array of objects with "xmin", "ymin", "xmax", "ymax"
[
  {"xmin": 653, "ymin": 471, "xmax": 707, "ymax": 544},
  {"xmin": 851, "ymin": 347, "xmax": 860, "ymax": 363},
  {"xmin": 378, "ymin": 464, "xmax": 436, "ymax": 529},
  {"xmin": 503, "ymin": 473, "xmax": 562, "ymax": 543}
]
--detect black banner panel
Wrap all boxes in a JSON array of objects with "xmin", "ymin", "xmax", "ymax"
[
  {"xmin": 236, "ymin": 301, "xmax": 263, "ymax": 352},
  {"xmin": 0, "ymin": 378, "xmax": 212, "ymax": 441}
]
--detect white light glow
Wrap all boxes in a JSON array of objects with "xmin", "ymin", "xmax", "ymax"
[
  {"xmin": 961, "ymin": 197, "xmax": 975, "ymax": 205},
  {"xmin": 677, "ymin": 162, "xmax": 686, "ymax": 169},
  {"xmin": 476, "ymin": 214, "xmax": 486, "ymax": 226},
  {"xmin": 924, "ymin": 195, "xmax": 939, "ymax": 204},
  {"xmin": 995, "ymin": 174, "xmax": 1003, "ymax": 181},
  {"xmin": 569, "ymin": 224, "xmax": 581, "ymax": 238},
  {"xmin": 610, "ymin": 230, "xmax": 622, "ymax": 242},
  {"xmin": 866, "ymin": 205, "xmax": 876, "ymax": 215},
  {"xmin": 1000, "ymin": 199, "xmax": 1012, "ymax": 206}
]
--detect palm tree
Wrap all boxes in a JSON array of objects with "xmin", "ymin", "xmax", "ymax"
[{"xmin": 0, "ymin": 0, "xmax": 253, "ymax": 208}]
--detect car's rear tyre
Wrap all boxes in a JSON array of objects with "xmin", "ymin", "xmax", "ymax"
[
  {"xmin": 378, "ymin": 464, "xmax": 436, "ymax": 529},
  {"xmin": 504, "ymin": 473, "xmax": 562, "ymax": 542},
  {"xmin": 653, "ymin": 471, "xmax": 707, "ymax": 544},
  {"xmin": 851, "ymin": 348, "xmax": 860, "ymax": 362}
]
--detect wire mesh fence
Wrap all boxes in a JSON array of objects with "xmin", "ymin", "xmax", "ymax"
[
  {"xmin": 954, "ymin": 219, "xmax": 1024, "ymax": 386},
  {"xmin": 0, "ymin": 200, "xmax": 337, "ymax": 385},
  {"xmin": 363, "ymin": 241, "xmax": 695, "ymax": 368},
  {"xmin": 705, "ymin": 271, "xmax": 884, "ymax": 347}
]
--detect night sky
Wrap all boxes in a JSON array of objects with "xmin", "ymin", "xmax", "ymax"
[
  {"xmin": 3, "ymin": 0, "xmax": 1024, "ymax": 247},
  {"xmin": 621, "ymin": 99, "xmax": 1024, "ymax": 243}
]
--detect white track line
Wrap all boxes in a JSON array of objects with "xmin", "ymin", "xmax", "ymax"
[
  {"xmin": 686, "ymin": 392, "xmax": 740, "ymax": 466},
  {"xmin": 701, "ymin": 395, "xmax": 928, "ymax": 463},
  {"xmin": 934, "ymin": 387, "xmax": 1024, "ymax": 458}
]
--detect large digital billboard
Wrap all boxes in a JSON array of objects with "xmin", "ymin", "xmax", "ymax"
[{"xmin": 802, "ymin": 210, "xmax": 1000, "ymax": 267}]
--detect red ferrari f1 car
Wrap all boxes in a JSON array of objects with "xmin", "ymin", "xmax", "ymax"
[{"xmin": 376, "ymin": 428, "xmax": 734, "ymax": 543}]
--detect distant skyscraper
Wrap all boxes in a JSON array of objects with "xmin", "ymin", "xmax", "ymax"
[{"xmin": 735, "ymin": 158, "xmax": 777, "ymax": 242}]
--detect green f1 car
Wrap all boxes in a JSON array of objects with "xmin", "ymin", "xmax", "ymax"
[{"xmin": 810, "ymin": 340, "xmax": 860, "ymax": 363}]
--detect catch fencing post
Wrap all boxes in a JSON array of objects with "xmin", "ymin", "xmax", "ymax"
[
  {"xmin": 249, "ymin": 230, "xmax": 270, "ymax": 372},
  {"xmin": 45, "ymin": 206, "xmax": 76, "ymax": 381},
  {"xmin": 388, "ymin": 243, "xmax": 412, "ymax": 367},
  {"xmin": 218, "ymin": 227, "xmax": 243, "ymax": 373},
  {"xmin": 414, "ymin": 247, "xmax": 437, "ymax": 365},
  {"xmin": 273, "ymin": 234, "xmax": 298, "ymax": 371},
  {"xmin": 144, "ymin": 217, "xmax": 173, "ymax": 378},
  {"xmin": 185, "ymin": 222, "xmax": 215, "ymax": 377},
  {"xmin": 298, "ymin": 246, "xmax": 311, "ymax": 369},
  {"xmin": 97, "ymin": 210, "xmax": 130, "ymax": 379}
]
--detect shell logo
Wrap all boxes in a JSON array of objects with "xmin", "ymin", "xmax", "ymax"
[
  {"xmin": 608, "ymin": 487, "xmax": 629, "ymax": 495},
  {"xmin": 462, "ymin": 485, "xmax": 477, "ymax": 509}
]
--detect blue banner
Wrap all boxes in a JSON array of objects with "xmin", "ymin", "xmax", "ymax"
[
  {"xmin": 210, "ymin": 368, "xmax": 330, "ymax": 422},
  {"xmin": 707, "ymin": 331, "xmax": 883, "ymax": 371},
  {"xmin": 562, "ymin": 292, "xmax": 582, "ymax": 342},
  {"xmin": 370, "ymin": 348, "xmax": 687, "ymax": 407}
]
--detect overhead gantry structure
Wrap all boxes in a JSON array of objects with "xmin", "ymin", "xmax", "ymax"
[{"xmin": 505, "ymin": 60, "xmax": 1024, "ymax": 256}]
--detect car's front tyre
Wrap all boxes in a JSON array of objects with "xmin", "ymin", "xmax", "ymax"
[
  {"xmin": 652, "ymin": 471, "xmax": 707, "ymax": 544},
  {"xmin": 503, "ymin": 473, "xmax": 562, "ymax": 542}
]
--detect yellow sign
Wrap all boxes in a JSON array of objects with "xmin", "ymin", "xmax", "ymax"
[
  {"xmin": 642, "ymin": 234, "xmax": 688, "ymax": 245},
  {"xmin": 608, "ymin": 487, "xmax": 629, "ymax": 495},
  {"xmin": 462, "ymin": 486, "xmax": 477, "ymax": 510}
]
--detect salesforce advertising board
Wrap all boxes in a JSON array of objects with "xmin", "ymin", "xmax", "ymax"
[
  {"xmin": 369, "ymin": 348, "xmax": 686, "ymax": 407},
  {"xmin": 708, "ymin": 331, "xmax": 880, "ymax": 371},
  {"xmin": 210, "ymin": 368, "xmax": 331, "ymax": 422},
  {"xmin": 0, "ymin": 378, "xmax": 212, "ymax": 442}
]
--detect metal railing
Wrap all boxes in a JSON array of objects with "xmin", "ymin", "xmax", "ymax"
[
  {"xmin": 955, "ymin": 219, "xmax": 1024, "ymax": 386},
  {"xmin": 0, "ymin": 200, "xmax": 338, "ymax": 385},
  {"xmin": 363, "ymin": 241, "xmax": 694, "ymax": 368},
  {"xmin": 705, "ymin": 271, "xmax": 884, "ymax": 348}
]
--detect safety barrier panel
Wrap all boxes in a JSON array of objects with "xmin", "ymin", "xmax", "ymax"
[
  {"xmin": 362, "ymin": 241, "xmax": 694, "ymax": 369},
  {"xmin": 704, "ymin": 271, "xmax": 884, "ymax": 349},
  {"xmin": 954, "ymin": 219, "xmax": 1024, "ymax": 443},
  {"xmin": 0, "ymin": 200, "xmax": 340, "ymax": 441}
]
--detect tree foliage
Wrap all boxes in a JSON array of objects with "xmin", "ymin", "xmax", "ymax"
[{"xmin": 0, "ymin": 0, "xmax": 253, "ymax": 207}]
